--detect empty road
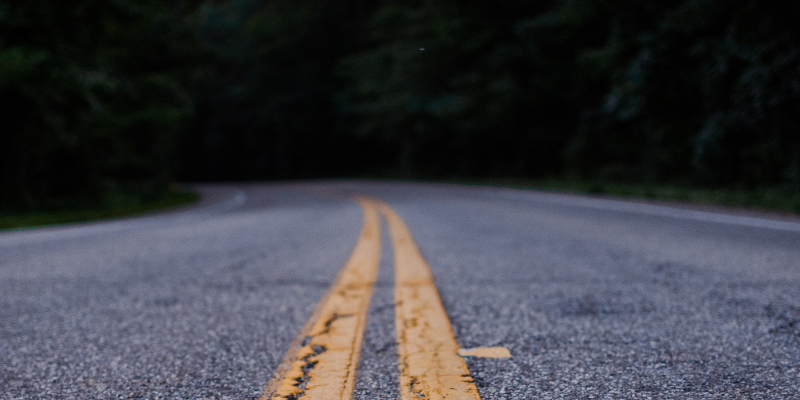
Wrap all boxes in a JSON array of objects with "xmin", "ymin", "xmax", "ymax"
[{"xmin": 2, "ymin": 181, "xmax": 800, "ymax": 399}]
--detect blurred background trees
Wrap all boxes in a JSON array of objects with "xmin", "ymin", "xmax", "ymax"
[
  {"xmin": 2, "ymin": 0, "xmax": 799, "ymax": 211},
  {"xmin": 0, "ymin": 0, "xmax": 205, "ymax": 211}
]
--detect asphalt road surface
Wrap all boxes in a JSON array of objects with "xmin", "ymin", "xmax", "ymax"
[{"xmin": 2, "ymin": 181, "xmax": 800, "ymax": 399}]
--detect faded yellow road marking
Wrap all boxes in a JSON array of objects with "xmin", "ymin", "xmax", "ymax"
[
  {"xmin": 378, "ymin": 202, "xmax": 482, "ymax": 400},
  {"xmin": 457, "ymin": 347, "xmax": 512, "ymax": 359},
  {"xmin": 262, "ymin": 198, "xmax": 381, "ymax": 400}
]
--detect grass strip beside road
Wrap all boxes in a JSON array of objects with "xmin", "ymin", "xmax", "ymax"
[{"xmin": 0, "ymin": 189, "xmax": 200, "ymax": 230}]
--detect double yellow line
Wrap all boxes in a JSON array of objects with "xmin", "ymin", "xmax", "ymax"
[{"xmin": 261, "ymin": 197, "xmax": 482, "ymax": 400}]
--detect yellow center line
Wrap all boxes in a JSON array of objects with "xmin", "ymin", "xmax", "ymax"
[
  {"xmin": 377, "ymin": 202, "xmax": 482, "ymax": 400},
  {"xmin": 262, "ymin": 198, "xmax": 381, "ymax": 400},
  {"xmin": 457, "ymin": 347, "xmax": 511, "ymax": 359}
]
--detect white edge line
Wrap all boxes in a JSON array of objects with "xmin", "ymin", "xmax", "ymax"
[{"xmin": 497, "ymin": 188, "xmax": 800, "ymax": 233}]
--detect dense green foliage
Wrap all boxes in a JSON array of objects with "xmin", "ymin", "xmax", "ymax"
[
  {"xmin": 0, "ymin": 1, "xmax": 205, "ymax": 211},
  {"xmin": 178, "ymin": 0, "xmax": 375, "ymax": 180},
  {"xmin": 2, "ymin": 0, "xmax": 799, "ymax": 211},
  {"xmin": 338, "ymin": 0, "xmax": 800, "ymax": 185}
]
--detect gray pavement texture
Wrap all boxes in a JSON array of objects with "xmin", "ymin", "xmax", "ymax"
[{"xmin": 1, "ymin": 181, "xmax": 799, "ymax": 399}]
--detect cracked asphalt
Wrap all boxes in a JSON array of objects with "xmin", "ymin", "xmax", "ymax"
[{"xmin": 2, "ymin": 181, "xmax": 800, "ymax": 399}]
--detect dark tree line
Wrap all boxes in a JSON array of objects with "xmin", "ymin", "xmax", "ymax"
[
  {"xmin": 1, "ymin": 1, "xmax": 206, "ymax": 210},
  {"xmin": 2, "ymin": 0, "xmax": 799, "ymax": 211}
]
